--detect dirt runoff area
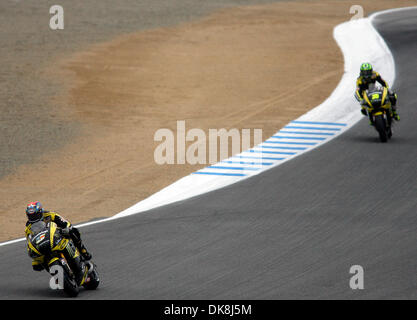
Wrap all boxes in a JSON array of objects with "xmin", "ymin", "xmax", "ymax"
[{"xmin": 1, "ymin": 0, "xmax": 415, "ymax": 242}]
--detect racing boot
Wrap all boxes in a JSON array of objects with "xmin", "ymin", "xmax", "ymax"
[
  {"xmin": 79, "ymin": 244, "xmax": 92, "ymax": 261},
  {"xmin": 389, "ymin": 91, "xmax": 399, "ymax": 121}
]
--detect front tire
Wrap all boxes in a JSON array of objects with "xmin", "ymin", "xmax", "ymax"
[
  {"xmin": 49, "ymin": 260, "xmax": 79, "ymax": 297},
  {"xmin": 374, "ymin": 115, "xmax": 388, "ymax": 142},
  {"xmin": 60, "ymin": 263, "xmax": 79, "ymax": 297},
  {"xmin": 63, "ymin": 270, "xmax": 80, "ymax": 297}
]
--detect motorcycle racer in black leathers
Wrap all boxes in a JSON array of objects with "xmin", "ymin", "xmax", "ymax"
[
  {"xmin": 355, "ymin": 62, "xmax": 399, "ymax": 123},
  {"xmin": 25, "ymin": 201, "xmax": 92, "ymax": 274}
]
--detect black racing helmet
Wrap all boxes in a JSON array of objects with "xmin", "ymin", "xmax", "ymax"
[{"xmin": 26, "ymin": 201, "xmax": 44, "ymax": 222}]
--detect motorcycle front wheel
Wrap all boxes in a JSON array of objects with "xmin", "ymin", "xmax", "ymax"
[
  {"xmin": 374, "ymin": 114, "xmax": 388, "ymax": 143},
  {"xmin": 49, "ymin": 260, "xmax": 79, "ymax": 297}
]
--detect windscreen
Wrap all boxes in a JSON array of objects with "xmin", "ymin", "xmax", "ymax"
[{"xmin": 30, "ymin": 221, "xmax": 47, "ymax": 236}]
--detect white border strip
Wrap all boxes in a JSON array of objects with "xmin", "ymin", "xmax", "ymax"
[{"xmin": 2, "ymin": 7, "xmax": 414, "ymax": 247}]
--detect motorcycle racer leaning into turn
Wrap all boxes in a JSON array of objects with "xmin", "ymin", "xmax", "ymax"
[
  {"xmin": 355, "ymin": 62, "xmax": 400, "ymax": 124},
  {"xmin": 25, "ymin": 201, "xmax": 92, "ymax": 275}
]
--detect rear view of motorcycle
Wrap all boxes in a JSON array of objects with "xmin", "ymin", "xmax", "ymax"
[
  {"xmin": 362, "ymin": 86, "xmax": 396, "ymax": 142},
  {"xmin": 27, "ymin": 221, "xmax": 100, "ymax": 297}
]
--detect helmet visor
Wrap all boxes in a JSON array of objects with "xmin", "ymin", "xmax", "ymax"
[
  {"xmin": 361, "ymin": 69, "xmax": 372, "ymax": 78},
  {"xmin": 26, "ymin": 203, "xmax": 43, "ymax": 222},
  {"xmin": 27, "ymin": 211, "xmax": 42, "ymax": 222}
]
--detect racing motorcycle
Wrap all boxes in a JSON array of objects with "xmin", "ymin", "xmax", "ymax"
[
  {"xmin": 27, "ymin": 221, "xmax": 99, "ymax": 297},
  {"xmin": 362, "ymin": 86, "xmax": 394, "ymax": 142}
]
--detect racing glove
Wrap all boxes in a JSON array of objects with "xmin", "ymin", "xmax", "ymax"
[{"xmin": 61, "ymin": 226, "xmax": 71, "ymax": 237}]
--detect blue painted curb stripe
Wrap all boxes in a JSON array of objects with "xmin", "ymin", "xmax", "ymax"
[
  {"xmin": 207, "ymin": 166, "xmax": 260, "ymax": 171},
  {"xmin": 258, "ymin": 145, "xmax": 307, "ymax": 150},
  {"xmin": 190, "ymin": 119, "xmax": 348, "ymax": 179},
  {"xmin": 192, "ymin": 172, "xmax": 247, "ymax": 177},
  {"xmin": 271, "ymin": 136, "xmax": 326, "ymax": 141},
  {"xmin": 221, "ymin": 161, "xmax": 274, "ymax": 165},
  {"xmin": 247, "ymin": 150, "xmax": 296, "ymax": 155},
  {"xmin": 232, "ymin": 156, "xmax": 286, "ymax": 161},
  {"xmin": 279, "ymin": 131, "xmax": 335, "ymax": 136},
  {"xmin": 264, "ymin": 140, "xmax": 317, "ymax": 145},
  {"xmin": 291, "ymin": 120, "xmax": 347, "ymax": 126},
  {"xmin": 284, "ymin": 126, "xmax": 341, "ymax": 131}
]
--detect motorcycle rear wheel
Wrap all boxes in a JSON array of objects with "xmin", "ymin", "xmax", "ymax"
[{"xmin": 83, "ymin": 262, "xmax": 100, "ymax": 290}]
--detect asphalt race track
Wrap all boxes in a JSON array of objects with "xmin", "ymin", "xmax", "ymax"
[{"xmin": 0, "ymin": 8, "xmax": 416, "ymax": 299}]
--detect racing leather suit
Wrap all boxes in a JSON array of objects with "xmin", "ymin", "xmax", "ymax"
[{"xmin": 25, "ymin": 211, "xmax": 91, "ymax": 273}]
